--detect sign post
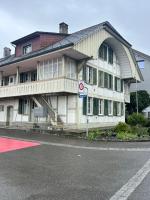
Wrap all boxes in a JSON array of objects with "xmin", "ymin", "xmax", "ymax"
[{"xmin": 78, "ymin": 81, "xmax": 89, "ymax": 137}]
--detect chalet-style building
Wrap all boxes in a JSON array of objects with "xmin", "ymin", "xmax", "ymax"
[{"xmin": 0, "ymin": 22, "xmax": 142, "ymax": 129}]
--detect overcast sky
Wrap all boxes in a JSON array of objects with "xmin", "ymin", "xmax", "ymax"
[{"xmin": 0, "ymin": 0, "xmax": 150, "ymax": 57}]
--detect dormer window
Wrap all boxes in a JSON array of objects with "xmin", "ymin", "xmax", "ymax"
[{"xmin": 23, "ymin": 44, "xmax": 32, "ymax": 55}]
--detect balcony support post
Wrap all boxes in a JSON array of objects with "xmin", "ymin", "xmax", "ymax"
[
  {"xmin": 37, "ymin": 61, "xmax": 40, "ymax": 81},
  {"xmin": 0, "ymin": 71, "xmax": 3, "ymax": 86},
  {"xmin": 16, "ymin": 66, "xmax": 19, "ymax": 84}
]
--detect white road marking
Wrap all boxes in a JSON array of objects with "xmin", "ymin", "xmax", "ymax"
[
  {"xmin": 110, "ymin": 158, "xmax": 150, "ymax": 200},
  {"xmin": 1, "ymin": 135, "xmax": 150, "ymax": 152}
]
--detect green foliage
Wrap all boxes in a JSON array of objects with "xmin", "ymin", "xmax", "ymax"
[
  {"xmin": 130, "ymin": 126, "xmax": 148, "ymax": 137},
  {"xmin": 114, "ymin": 122, "xmax": 129, "ymax": 133},
  {"xmin": 116, "ymin": 132, "xmax": 138, "ymax": 140},
  {"xmin": 144, "ymin": 119, "xmax": 150, "ymax": 127},
  {"xmin": 126, "ymin": 90, "xmax": 150, "ymax": 114},
  {"xmin": 88, "ymin": 129, "xmax": 101, "ymax": 140},
  {"xmin": 127, "ymin": 113, "xmax": 146, "ymax": 126}
]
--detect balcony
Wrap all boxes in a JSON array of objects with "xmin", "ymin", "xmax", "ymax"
[{"xmin": 0, "ymin": 78, "xmax": 78, "ymax": 98}]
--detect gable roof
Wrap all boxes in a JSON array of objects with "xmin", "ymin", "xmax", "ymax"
[
  {"xmin": 133, "ymin": 49, "xmax": 150, "ymax": 61},
  {"xmin": 11, "ymin": 31, "xmax": 69, "ymax": 45},
  {"xmin": 0, "ymin": 21, "xmax": 132, "ymax": 67}
]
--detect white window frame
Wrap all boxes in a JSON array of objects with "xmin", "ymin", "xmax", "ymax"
[
  {"xmin": 23, "ymin": 44, "xmax": 32, "ymax": 55},
  {"xmin": 117, "ymin": 102, "xmax": 121, "ymax": 116},
  {"xmin": 117, "ymin": 78, "xmax": 121, "ymax": 92},
  {"xmin": 88, "ymin": 97, "xmax": 93, "ymax": 115},
  {"xmin": 108, "ymin": 100, "xmax": 112, "ymax": 115},
  {"xmin": 99, "ymin": 99, "xmax": 104, "ymax": 115}
]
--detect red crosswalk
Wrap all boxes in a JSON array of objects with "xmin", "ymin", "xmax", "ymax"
[{"xmin": 0, "ymin": 137, "xmax": 40, "ymax": 153}]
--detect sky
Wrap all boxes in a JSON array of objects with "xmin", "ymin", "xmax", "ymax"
[{"xmin": 0, "ymin": 0, "xmax": 150, "ymax": 57}]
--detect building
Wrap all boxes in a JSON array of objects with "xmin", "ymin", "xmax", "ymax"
[
  {"xmin": 131, "ymin": 49, "xmax": 150, "ymax": 93},
  {"xmin": 0, "ymin": 21, "xmax": 142, "ymax": 130}
]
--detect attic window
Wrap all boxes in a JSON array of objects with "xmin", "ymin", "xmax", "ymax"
[
  {"xmin": 23, "ymin": 44, "xmax": 32, "ymax": 55},
  {"xmin": 99, "ymin": 43, "xmax": 113, "ymax": 64}
]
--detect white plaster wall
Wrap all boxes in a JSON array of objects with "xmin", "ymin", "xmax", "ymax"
[{"xmin": 0, "ymin": 99, "xmax": 29, "ymax": 123}]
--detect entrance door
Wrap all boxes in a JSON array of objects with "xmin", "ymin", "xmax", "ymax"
[{"xmin": 6, "ymin": 106, "xmax": 13, "ymax": 126}]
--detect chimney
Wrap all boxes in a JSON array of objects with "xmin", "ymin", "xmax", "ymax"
[
  {"xmin": 3, "ymin": 47, "xmax": 11, "ymax": 58},
  {"xmin": 59, "ymin": 22, "xmax": 68, "ymax": 34}
]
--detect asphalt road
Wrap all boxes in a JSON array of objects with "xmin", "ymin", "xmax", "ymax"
[{"xmin": 0, "ymin": 131, "xmax": 150, "ymax": 200}]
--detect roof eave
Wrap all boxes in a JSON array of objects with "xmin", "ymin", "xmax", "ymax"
[{"xmin": 0, "ymin": 43, "xmax": 74, "ymax": 68}]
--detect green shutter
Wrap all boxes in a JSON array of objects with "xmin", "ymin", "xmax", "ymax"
[
  {"xmin": 121, "ymin": 80, "xmax": 123, "ymax": 92},
  {"xmin": 98, "ymin": 71, "xmax": 104, "ymax": 87},
  {"xmin": 18, "ymin": 99, "xmax": 23, "ymax": 114},
  {"xmin": 104, "ymin": 99, "xmax": 108, "ymax": 115},
  {"xmin": 111, "ymin": 75, "xmax": 113, "ymax": 90},
  {"xmin": 115, "ymin": 77, "xmax": 117, "ymax": 91},
  {"xmin": 121, "ymin": 102, "xmax": 124, "ymax": 116},
  {"xmin": 113, "ymin": 101, "xmax": 117, "ymax": 116},
  {"xmin": 82, "ymin": 65, "xmax": 86, "ymax": 82},
  {"xmin": 93, "ymin": 98, "xmax": 99, "ymax": 115},
  {"xmin": 93, "ymin": 68, "xmax": 97, "ymax": 85},
  {"xmin": 104, "ymin": 73, "xmax": 108, "ymax": 88},
  {"xmin": 83, "ymin": 96, "xmax": 87, "ymax": 115}
]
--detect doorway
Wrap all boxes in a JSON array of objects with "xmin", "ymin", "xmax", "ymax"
[{"xmin": 6, "ymin": 106, "xmax": 13, "ymax": 126}]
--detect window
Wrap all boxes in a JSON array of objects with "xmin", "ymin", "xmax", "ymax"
[
  {"xmin": 113, "ymin": 101, "xmax": 121, "ymax": 116},
  {"xmin": 99, "ymin": 43, "xmax": 107, "ymax": 61},
  {"xmin": 108, "ymin": 100, "xmax": 112, "ymax": 115},
  {"xmin": 99, "ymin": 43, "xmax": 113, "ymax": 64},
  {"xmin": 39, "ymin": 57, "xmax": 63, "ymax": 80},
  {"xmin": 98, "ymin": 71, "xmax": 104, "ymax": 87},
  {"xmin": 66, "ymin": 58, "xmax": 77, "ymax": 79},
  {"xmin": 99, "ymin": 99, "xmax": 104, "ymax": 115},
  {"xmin": 82, "ymin": 97, "xmax": 93, "ymax": 115},
  {"xmin": 108, "ymin": 47, "xmax": 113, "ymax": 64},
  {"xmin": 31, "ymin": 71, "xmax": 37, "ymax": 81},
  {"xmin": 20, "ymin": 72, "xmax": 29, "ymax": 83},
  {"xmin": 83, "ymin": 65, "xmax": 97, "ymax": 85},
  {"xmin": 0, "ymin": 105, "xmax": 4, "ymax": 112},
  {"xmin": 103, "ymin": 72, "xmax": 113, "ymax": 90},
  {"xmin": 18, "ymin": 99, "xmax": 29, "ymax": 115},
  {"xmin": 115, "ymin": 77, "xmax": 123, "ymax": 92},
  {"xmin": 23, "ymin": 44, "xmax": 32, "ymax": 55}
]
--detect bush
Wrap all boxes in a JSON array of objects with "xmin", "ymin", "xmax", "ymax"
[
  {"xmin": 114, "ymin": 122, "xmax": 129, "ymax": 133},
  {"xmin": 127, "ymin": 113, "xmax": 146, "ymax": 126},
  {"xmin": 88, "ymin": 129, "xmax": 101, "ymax": 140},
  {"xmin": 130, "ymin": 126, "xmax": 148, "ymax": 137},
  {"xmin": 116, "ymin": 132, "xmax": 138, "ymax": 140},
  {"xmin": 144, "ymin": 119, "xmax": 150, "ymax": 127}
]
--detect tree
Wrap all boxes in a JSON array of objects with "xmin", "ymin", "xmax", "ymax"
[{"xmin": 126, "ymin": 90, "xmax": 150, "ymax": 114}]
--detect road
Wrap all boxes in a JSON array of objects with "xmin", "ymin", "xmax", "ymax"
[{"xmin": 0, "ymin": 131, "xmax": 150, "ymax": 200}]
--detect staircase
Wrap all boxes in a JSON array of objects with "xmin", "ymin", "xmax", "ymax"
[{"xmin": 32, "ymin": 96, "xmax": 63, "ymax": 126}]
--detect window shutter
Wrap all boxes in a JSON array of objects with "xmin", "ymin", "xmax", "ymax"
[
  {"xmin": 121, "ymin": 80, "xmax": 123, "ymax": 92},
  {"xmin": 104, "ymin": 73, "xmax": 108, "ymax": 88},
  {"xmin": 121, "ymin": 102, "xmax": 124, "ymax": 116},
  {"xmin": 115, "ymin": 77, "xmax": 117, "ymax": 91},
  {"xmin": 111, "ymin": 75, "xmax": 113, "ymax": 90},
  {"xmin": 83, "ymin": 96, "xmax": 87, "ymax": 115},
  {"xmin": 18, "ymin": 99, "xmax": 23, "ymax": 114},
  {"xmin": 113, "ymin": 101, "xmax": 117, "ymax": 116},
  {"xmin": 93, "ymin": 98, "xmax": 98, "ymax": 115},
  {"xmin": 82, "ymin": 65, "xmax": 86, "ymax": 82},
  {"xmin": 104, "ymin": 99, "xmax": 108, "ymax": 115},
  {"xmin": 93, "ymin": 68, "xmax": 97, "ymax": 85},
  {"xmin": 98, "ymin": 71, "xmax": 101, "ymax": 87}
]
